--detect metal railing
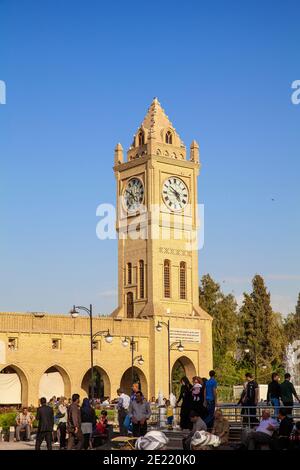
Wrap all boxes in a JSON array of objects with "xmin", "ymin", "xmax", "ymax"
[{"xmin": 103, "ymin": 402, "xmax": 300, "ymax": 432}]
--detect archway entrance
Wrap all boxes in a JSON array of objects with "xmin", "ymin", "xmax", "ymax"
[
  {"xmin": 120, "ymin": 367, "xmax": 148, "ymax": 396},
  {"xmin": 39, "ymin": 365, "xmax": 71, "ymax": 401},
  {"xmin": 0, "ymin": 365, "xmax": 28, "ymax": 406},
  {"xmin": 81, "ymin": 366, "xmax": 111, "ymax": 399},
  {"xmin": 171, "ymin": 356, "xmax": 197, "ymax": 398}
]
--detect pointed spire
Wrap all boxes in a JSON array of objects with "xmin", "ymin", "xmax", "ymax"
[
  {"xmin": 114, "ymin": 142, "xmax": 123, "ymax": 165},
  {"xmin": 133, "ymin": 98, "xmax": 184, "ymax": 148},
  {"xmin": 190, "ymin": 140, "xmax": 200, "ymax": 163}
]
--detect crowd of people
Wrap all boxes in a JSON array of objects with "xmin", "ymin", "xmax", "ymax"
[
  {"xmin": 15, "ymin": 395, "xmax": 110, "ymax": 450},
  {"xmin": 12, "ymin": 370, "xmax": 300, "ymax": 451}
]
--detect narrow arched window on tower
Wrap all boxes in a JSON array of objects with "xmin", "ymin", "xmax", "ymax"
[
  {"xmin": 127, "ymin": 292, "xmax": 134, "ymax": 318},
  {"xmin": 139, "ymin": 260, "xmax": 145, "ymax": 299},
  {"xmin": 180, "ymin": 261, "xmax": 186, "ymax": 300},
  {"xmin": 138, "ymin": 130, "xmax": 145, "ymax": 146},
  {"xmin": 164, "ymin": 260, "xmax": 171, "ymax": 298},
  {"xmin": 165, "ymin": 130, "xmax": 173, "ymax": 144},
  {"xmin": 127, "ymin": 263, "xmax": 132, "ymax": 285}
]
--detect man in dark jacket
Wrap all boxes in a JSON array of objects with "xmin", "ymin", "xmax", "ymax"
[
  {"xmin": 35, "ymin": 397, "xmax": 54, "ymax": 450},
  {"xmin": 270, "ymin": 408, "xmax": 294, "ymax": 450},
  {"xmin": 267, "ymin": 372, "xmax": 281, "ymax": 417},
  {"xmin": 67, "ymin": 393, "xmax": 84, "ymax": 450},
  {"xmin": 241, "ymin": 373, "xmax": 259, "ymax": 426}
]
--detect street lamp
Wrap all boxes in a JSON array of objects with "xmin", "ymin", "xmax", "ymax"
[
  {"xmin": 122, "ymin": 336, "xmax": 144, "ymax": 386},
  {"xmin": 69, "ymin": 304, "xmax": 112, "ymax": 402},
  {"xmin": 137, "ymin": 356, "xmax": 144, "ymax": 366},
  {"xmin": 244, "ymin": 345, "xmax": 258, "ymax": 380},
  {"xmin": 155, "ymin": 320, "xmax": 185, "ymax": 396}
]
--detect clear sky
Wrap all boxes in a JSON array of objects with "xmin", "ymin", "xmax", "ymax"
[{"xmin": 0, "ymin": 0, "xmax": 299, "ymax": 316}]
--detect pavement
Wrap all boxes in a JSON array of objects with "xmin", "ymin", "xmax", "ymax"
[
  {"xmin": 0, "ymin": 439, "xmax": 60, "ymax": 450},
  {"xmin": 0, "ymin": 429, "xmax": 190, "ymax": 451}
]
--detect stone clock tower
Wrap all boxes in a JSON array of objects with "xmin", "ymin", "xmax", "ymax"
[
  {"xmin": 112, "ymin": 98, "xmax": 210, "ymax": 323},
  {"xmin": 0, "ymin": 99, "xmax": 213, "ymax": 406}
]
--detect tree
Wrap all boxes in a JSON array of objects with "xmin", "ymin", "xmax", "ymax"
[
  {"xmin": 239, "ymin": 275, "xmax": 286, "ymax": 370},
  {"xmin": 284, "ymin": 293, "xmax": 300, "ymax": 343},
  {"xmin": 199, "ymin": 274, "xmax": 238, "ymax": 376}
]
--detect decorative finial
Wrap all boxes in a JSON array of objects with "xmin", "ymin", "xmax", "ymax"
[
  {"xmin": 190, "ymin": 140, "xmax": 199, "ymax": 162},
  {"xmin": 114, "ymin": 142, "xmax": 123, "ymax": 165}
]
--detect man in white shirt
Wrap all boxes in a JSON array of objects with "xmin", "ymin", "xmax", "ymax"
[
  {"xmin": 242, "ymin": 410, "xmax": 278, "ymax": 450},
  {"xmin": 117, "ymin": 388, "xmax": 130, "ymax": 435},
  {"xmin": 16, "ymin": 407, "xmax": 34, "ymax": 441}
]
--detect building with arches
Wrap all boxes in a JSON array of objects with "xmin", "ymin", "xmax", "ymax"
[{"xmin": 0, "ymin": 99, "xmax": 212, "ymax": 406}]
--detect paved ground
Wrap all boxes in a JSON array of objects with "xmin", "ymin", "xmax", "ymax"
[
  {"xmin": 0, "ymin": 429, "xmax": 189, "ymax": 451},
  {"xmin": 0, "ymin": 440, "xmax": 59, "ymax": 450}
]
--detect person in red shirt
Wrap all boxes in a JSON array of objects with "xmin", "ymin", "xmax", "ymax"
[{"xmin": 96, "ymin": 410, "xmax": 108, "ymax": 437}]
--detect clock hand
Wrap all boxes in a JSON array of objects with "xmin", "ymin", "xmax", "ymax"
[
  {"xmin": 126, "ymin": 189, "xmax": 139, "ymax": 203},
  {"xmin": 169, "ymin": 186, "xmax": 180, "ymax": 198}
]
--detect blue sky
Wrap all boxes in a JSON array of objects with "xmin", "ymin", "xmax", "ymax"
[{"xmin": 0, "ymin": 0, "xmax": 299, "ymax": 316}]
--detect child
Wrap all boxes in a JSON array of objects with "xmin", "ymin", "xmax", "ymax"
[
  {"xmin": 165, "ymin": 400, "xmax": 174, "ymax": 430},
  {"xmin": 192, "ymin": 376, "xmax": 202, "ymax": 402}
]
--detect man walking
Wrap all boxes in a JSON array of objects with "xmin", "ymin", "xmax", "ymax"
[
  {"xmin": 280, "ymin": 373, "xmax": 300, "ymax": 416},
  {"xmin": 67, "ymin": 393, "xmax": 84, "ymax": 450},
  {"xmin": 204, "ymin": 370, "xmax": 217, "ymax": 428},
  {"xmin": 242, "ymin": 372, "xmax": 259, "ymax": 426},
  {"xmin": 117, "ymin": 388, "xmax": 130, "ymax": 435},
  {"xmin": 128, "ymin": 391, "xmax": 151, "ymax": 437},
  {"xmin": 35, "ymin": 397, "xmax": 54, "ymax": 450}
]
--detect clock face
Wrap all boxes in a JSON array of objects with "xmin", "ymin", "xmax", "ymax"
[
  {"xmin": 162, "ymin": 177, "xmax": 189, "ymax": 211},
  {"xmin": 123, "ymin": 177, "xmax": 144, "ymax": 213}
]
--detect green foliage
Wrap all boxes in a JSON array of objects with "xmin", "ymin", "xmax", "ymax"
[
  {"xmin": 0, "ymin": 412, "xmax": 17, "ymax": 431},
  {"xmin": 199, "ymin": 273, "xmax": 291, "ymax": 392},
  {"xmin": 172, "ymin": 360, "xmax": 185, "ymax": 398},
  {"xmin": 239, "ymin": 275, "xmax": 287, "ymax": 370},
  {"xmin": 199, "ymin": 274, "xmax": 238, "ymax": 368},
  {"xmin": 95, "ymin": 408, "xmax": 115, "ymax": 420},
  {"xmin": 284, "ymin": 293, "xmax": 300, "ymax": 343}
]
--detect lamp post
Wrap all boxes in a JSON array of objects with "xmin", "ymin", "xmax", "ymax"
[
  {"xmin": 70, "ymin": 304, "xmax": 113, "ymax": 402},
  {"xmin": 122, "ymin": 336, "xmax": 144, "ymax": 386},
  {"xmin": 156, "ymin": 320, "xmax": 184, "ymax": 396},
  {"xmin": 244, "ymin": 343, "xmax": 258, "ymax": 380}
]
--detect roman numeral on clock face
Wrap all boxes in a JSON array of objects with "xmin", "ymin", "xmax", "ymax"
[
  {"xmin": 162, "ymin": 176, "xmax": 189, "ymax": 212},
  {"xmin": 123, "ymin": 177, "xmax": 145, "ymax": 213}
]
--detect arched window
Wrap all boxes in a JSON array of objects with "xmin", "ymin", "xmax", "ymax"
[
  {"xmin": 164, "ymin": 260, "xmax": 171, "ymax": 298},
  {"xmin": 165, "ymin": 130, "xmax": 173, "ymax": 144},
  {"xmin": 127, "ymin": 292, "xmax": 134, "ymax": 318},
  {"xmin": 180, "ymin": 261, "xmax": 186, "ymax": 300},
  {"xmin": 139, "ymin": 260, "xmax": 145, "ymax": 299},
  {"xmin": 127, "ymin": 263, "xmax": 132, "ymax": 285},
  {"xmin": 138, "ymin": 130, "xmax": 145, "ymax": 146}
]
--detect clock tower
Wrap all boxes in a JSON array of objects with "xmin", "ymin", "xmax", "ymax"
[{"xmin": 112, "ymin": 98, "xmax": 210, "ymax": 323}]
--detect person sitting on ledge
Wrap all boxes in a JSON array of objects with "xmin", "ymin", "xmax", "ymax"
[
  {"xmin": 241, "ymin": 409, "xmax": 278, "ymax": 450},
  {"xmin": 270, "ymin": 407, "xmax": 294, "ymax": 450},
  {"xmin": 182, "ymin": 410, "xmax": 207, "ymax": 450},
  {"xmin": 211, "ymin": 409, "xmax": 229, "ymax": 446},
  {"xmin": 15, "ymin": 407, "xmax": 34, "ymax": 441}
]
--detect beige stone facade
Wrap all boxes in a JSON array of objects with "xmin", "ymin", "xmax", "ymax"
[{"xmin": 0, "ymin": 99, "xmax": 212, "ymax": 406}]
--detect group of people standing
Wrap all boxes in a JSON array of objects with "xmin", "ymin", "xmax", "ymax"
[
  {"xmin": 177, "ymin": 370, "xmax": 218, "ymax": 431},
  {"xmin": 33, "ymin": 394, "xmax": 109, "ymax": 450},
  {"xmin": 117, "ymin": 385, "xmax": 151, "ymax": 438},
  {"xmin": 239, "ymin": 371, "xmax": 300, "ymax": 424}
]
